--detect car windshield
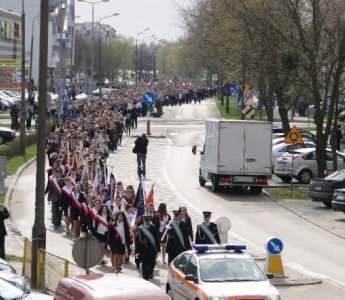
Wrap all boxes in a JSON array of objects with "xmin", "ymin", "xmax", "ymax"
[
  {"xmin": 199, "ymin": 257, "xmax": 267, "ymax": 282},
  {"xmin": 326, "ymin": 170, "xmax": 345, "ymax": 181}
]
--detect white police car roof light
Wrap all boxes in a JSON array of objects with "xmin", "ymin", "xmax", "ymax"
[{"xmin": 193, "ymin": 244, "xmax": 246, "ymax": 253}]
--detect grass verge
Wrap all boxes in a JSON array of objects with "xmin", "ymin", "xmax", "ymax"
[
  {"xmin": 265, "ymin": 187, "xmax": 311, "ymax": 200},
  {"xmin": 6, "ymin": 144, "xmax": 37, "ymax": 175},
  {"xmin": 5, "ymin": 254, "xmax": 23, "ymax": 262}
]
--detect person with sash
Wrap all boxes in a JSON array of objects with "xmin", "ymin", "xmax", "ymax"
[
  {"xmin": 195, "ymin": 211, "xmax": 221, "ymax": 244},
  {"xmin": 166, "ymin": 209, "xmax": 191, "ymax": 264},
  {"xmin": 70, "ymin": 182, "xmax": 86, "ymax": 240},
  {"xmin": 107, "ymin": 211, "xmax": 131, "ymax": 273},
  {"xmin": 47, "ymin": 169, "xmax": 65, "ymax": 229},
  {"xmin": 61, "ymin": 177, "xmax": 74, "ymax": 236},
  {"xmin": 136, "ymin": 214, "xmax": 160, "ymax": 280}
]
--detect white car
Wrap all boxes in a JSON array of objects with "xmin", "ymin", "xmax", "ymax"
[
  {"xmin": 272, "ymin": 141, "xmax": 315, "ymax": 168},
  {"xmin": 166, "ymin": 244, "xmax": 280, "ymax": 300},
  {"xmin": 274, "ymin": 148, "xmax": 345, "ymax": 183}
]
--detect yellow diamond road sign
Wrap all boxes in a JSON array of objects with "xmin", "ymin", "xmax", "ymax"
[{"xmin": 284, "ymin": 126, "xmax": 304, "ymax": 144}]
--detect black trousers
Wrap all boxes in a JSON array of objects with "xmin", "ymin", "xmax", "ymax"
[
  {"xmin": 0, "ymin": 235, "xmax": 5, "ymax": 259},
  {"xmin": 142, "ymin": 255, "xmax": 156, "ymax": 280},
  {"xmin": 52, "ymin": 201, "xmax": 62, "ymax": 227}
]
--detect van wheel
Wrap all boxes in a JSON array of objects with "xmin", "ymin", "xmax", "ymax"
[
  {"xmin": 250, "ymin": 187, "xmax": 262, "ymax": 194},
  {"xmin": 322, "ymin": 201, "xmax": 332, "ymax": 208},
  {"xmin": 199, "ymin": 169, "xmax": 206, "ymax": 187},
  {"xmin": 166, "ymin": 285, "xmax": 173, "ymax": 299},
  {"xmin": 297, "ymin": 169, "xmax": 313, "ymax": 184},
  {"xmin": 211, "ymin": 175, "xmax": 219, "ymax": 192}
]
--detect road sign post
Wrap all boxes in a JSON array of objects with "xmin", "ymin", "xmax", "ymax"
[
  {"xmin": 215, "ymin": 217, "xmax": 231, "ymax": 243},
  {"xmin": 264, "ymin": 237, "xmax": 285, "ymax": 277},
  {"xmin": 142, "ymin": 90, "xmax": 156, "ymax": 136},
  {"xmin": 284, "ymin": 126, "xmax": 304, "ymax": 193}
]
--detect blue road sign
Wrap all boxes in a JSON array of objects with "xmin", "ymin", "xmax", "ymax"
[
  {"xmin": 265, "ymin": 237, "xmax": 283, "ymax": 255},
  {"xmin": 142, "ymin": 90, "xmax": 156, "ymax": 106}
]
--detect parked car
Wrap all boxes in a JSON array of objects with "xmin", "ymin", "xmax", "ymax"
[
  {"xmin": 166, "ymin": 244, "xmax": 280, "ymax": 300},
  {"xmin": 0, "ymin": 258, "xmax": 16, "ymax": 274},
  {"xmin": 0, "ymin": 271, "xmax": 30, "ymax": 292},
  {"xmin": 272, "ymin": 141, "xmax": 315, "ymax": 169},
  {"xmin": 0, "ymin": 127, "xmax": 16, "ymax": 145},
  {"xmin": 55, "ymin": 273, "xmax": 170, "ymax": 300},
  {"xmin": 274, "ymin": 148, "xmax": 345, "ymax": 183},
  {"xmin": 272, "ymin": 125, "xmax": 316, "ymax": 142},
  {"xmin": 0, "ymin": 278, "xmax": 52, "ymax": 299},
  {"xmin": 332, "ymin": 188, "xmax": 345, "ymax": 213},
  {"xmin": 309, "ymin": 170, "xmax": 345, "ymax": 207}
]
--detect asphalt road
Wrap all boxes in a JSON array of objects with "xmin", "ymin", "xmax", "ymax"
[{"xmin": 7, "ymin": 98, "xmax": 345, "ymax": 299}]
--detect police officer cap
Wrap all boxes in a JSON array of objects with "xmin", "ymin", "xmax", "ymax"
[
  {"xmin": 142, "ymin": 214, "xmax": 152, "ymax": 220},
  {"xmin": 203, "ymin": 211, "xmax": 212, "ymax": 217}
]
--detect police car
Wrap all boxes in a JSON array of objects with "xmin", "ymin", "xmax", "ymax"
[{"xmin": 166, "ymin": 244, "xmax": 281, "ymax": 300}]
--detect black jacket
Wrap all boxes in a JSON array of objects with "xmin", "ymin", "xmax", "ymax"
[
  {"xmin": 134, "ymin": 136, "xmax": 148, "ymax": 155},
  {"xmin": 0, "ymin": 207, "xmax": 10, "ymax": 237},
  {"xmin": 195, "ymin": 222, "xmax": 220, "ymax": 244}
]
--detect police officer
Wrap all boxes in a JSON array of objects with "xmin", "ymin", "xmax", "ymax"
[
  {"xmin": 166, "ymin": 209, "xmax": 191, "ymax": 264},
  {"xmin": 195, "ymin": 211, "xmax": 220, "ymax": 244},
  {"xmin": 136, "ymin": 214, "xmax": 160, "ymax": 280}
]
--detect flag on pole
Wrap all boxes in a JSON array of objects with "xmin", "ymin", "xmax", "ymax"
[
  {"xmin": 109, "ymin": 173, "xmax": 116, "ymax": 200},
  {"xmin": 145, "ymin": 183, "xmax": 154, "ymax": 205},
  {"xmin": 134, "ymin": 182, "xmax": 145, "ymax": 220}
]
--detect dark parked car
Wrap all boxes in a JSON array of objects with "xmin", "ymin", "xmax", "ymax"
[
  {"xmin": 309, "ymin": 170, "xmax": 345, "ymax": 208},
  {"xmin": 0, "ymin": 127, "xmax": 16, "ymax": 145},
  {"xmin": 332, "ymin": 188, "xmax": 345, "ymax": 213},
  {"xmin": 272, "ymin": 125, "xmax": 316, "ymax": 142}
]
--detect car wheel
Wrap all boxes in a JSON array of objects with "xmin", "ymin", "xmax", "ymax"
[
  {"xmin": 279, "ymin": 176, "xmax": 292, "ymax": 183},
  {"xmin": 166, "ymin": 285, "xmax": 174, "ymax": 300},
  {"xmin": 297, "ymin": 169, "xmax": 313, "ymax": 184},
  {"xmin": 0, "ymin": 135, "xmax": 3, "ymax": 145},
  {"xmin": 322, "ymin": 201, "xmax": 332, "ymax": 208}
]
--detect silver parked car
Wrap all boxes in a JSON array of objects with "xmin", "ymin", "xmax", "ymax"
[
  {"xmin": 274, "ymin": 148, "xmax": 345, "ymax": 183},
  {"xmin": 272, "ymin": 141, "xmax": 315, "ymax": 169}
]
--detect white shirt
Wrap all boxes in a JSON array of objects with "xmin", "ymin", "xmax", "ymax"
[
  {"xmin": 96, "ymin": 213, "xmax": 108, "ymax": 235},
  {"xmin": 116, "ymin": 221, "xmax": 125, "ymax": 244}
]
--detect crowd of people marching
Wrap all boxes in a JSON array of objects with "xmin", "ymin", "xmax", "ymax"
[{"xmin": 45, "ymin": 80, "xmax": 220, "ymax": 280}]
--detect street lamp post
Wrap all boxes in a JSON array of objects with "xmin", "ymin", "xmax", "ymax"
[
  {"xmin": 29, "ymin": 15, "xmax": 40, "ymax": 90},
  {"xmin": 136, "ymin": 27, "xmax": 149, "ymax": 84},
  {"xmin": 141, "ymin": 35, "xmax": 155, "ymax": 81},
  {"xmin": 98, "ymin": 13, "xmax": 119, "ymax": 97},
  {"xmin": 78, "ymin": 0, "xmax": 109, "ymax": 99},
  {"xmin": 20, "ymin": 0, "xmax": 26, "ymax": 155}
]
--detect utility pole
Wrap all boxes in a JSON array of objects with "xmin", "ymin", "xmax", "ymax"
[
  {"xmin": 57, "ymin": 1, "xmax": 66, "ymax": 121},
  {"xmin": 20, "ymin": 0, "xmax": 26, "ymax": 155},
  {"xmin": 31, "ymin": 0, "xmax": 48, "ymax": 288}
]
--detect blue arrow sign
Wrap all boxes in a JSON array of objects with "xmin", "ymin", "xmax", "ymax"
[
  {"xmin": 142, "ymin": 90, "xmax": 156, "ymax": 106},
  {"xmin": 265, "ymin": 237, "xmax": 283, "ymax": 255}
]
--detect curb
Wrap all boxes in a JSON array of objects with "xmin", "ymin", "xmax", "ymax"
[
  {"xmin": 271, "ymin": 275, "xmax": 322, "ymax": 286},
  {"xmin": 4, "ymin": 157, "xmax": 37, "ymax": 210}
]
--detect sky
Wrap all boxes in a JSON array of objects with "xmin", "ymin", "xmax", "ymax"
[{"xmin": 75, "ymin": 0, "xmax": 189, "ymax": 41}]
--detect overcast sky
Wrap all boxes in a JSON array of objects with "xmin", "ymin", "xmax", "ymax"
[{"xmin": 75, "ymin": 0, "xmax": 189, "ymax": 41}]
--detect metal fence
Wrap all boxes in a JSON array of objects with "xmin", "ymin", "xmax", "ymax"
[{"xmin": 22, "ymin": 237, "xmax": 91, "ymax": 293}]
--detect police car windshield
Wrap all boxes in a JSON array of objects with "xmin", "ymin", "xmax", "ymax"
[{"xmin": 199, "ymin": 257, "xmax": 267, "ymax": 282}]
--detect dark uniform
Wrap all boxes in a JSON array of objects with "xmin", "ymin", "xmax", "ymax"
[
  {"xmin": 136, "ymin": 215, "xmax": 160, "ymax": 280},
  {"xmin": 195, "ymin": 211, "xmax": 220, "ymax": 244},
  {"xmin": 166, "ymin": 210, "xmax": 191, "ymax": 264},
  {"xmin": 47, "ymin": 170, "xmax": 65, "ymax": 229}
]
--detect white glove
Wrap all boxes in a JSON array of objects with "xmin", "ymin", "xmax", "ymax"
[{"xmin": 165, "ymin": 225, "xmax": 172, "ymax": 230}]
